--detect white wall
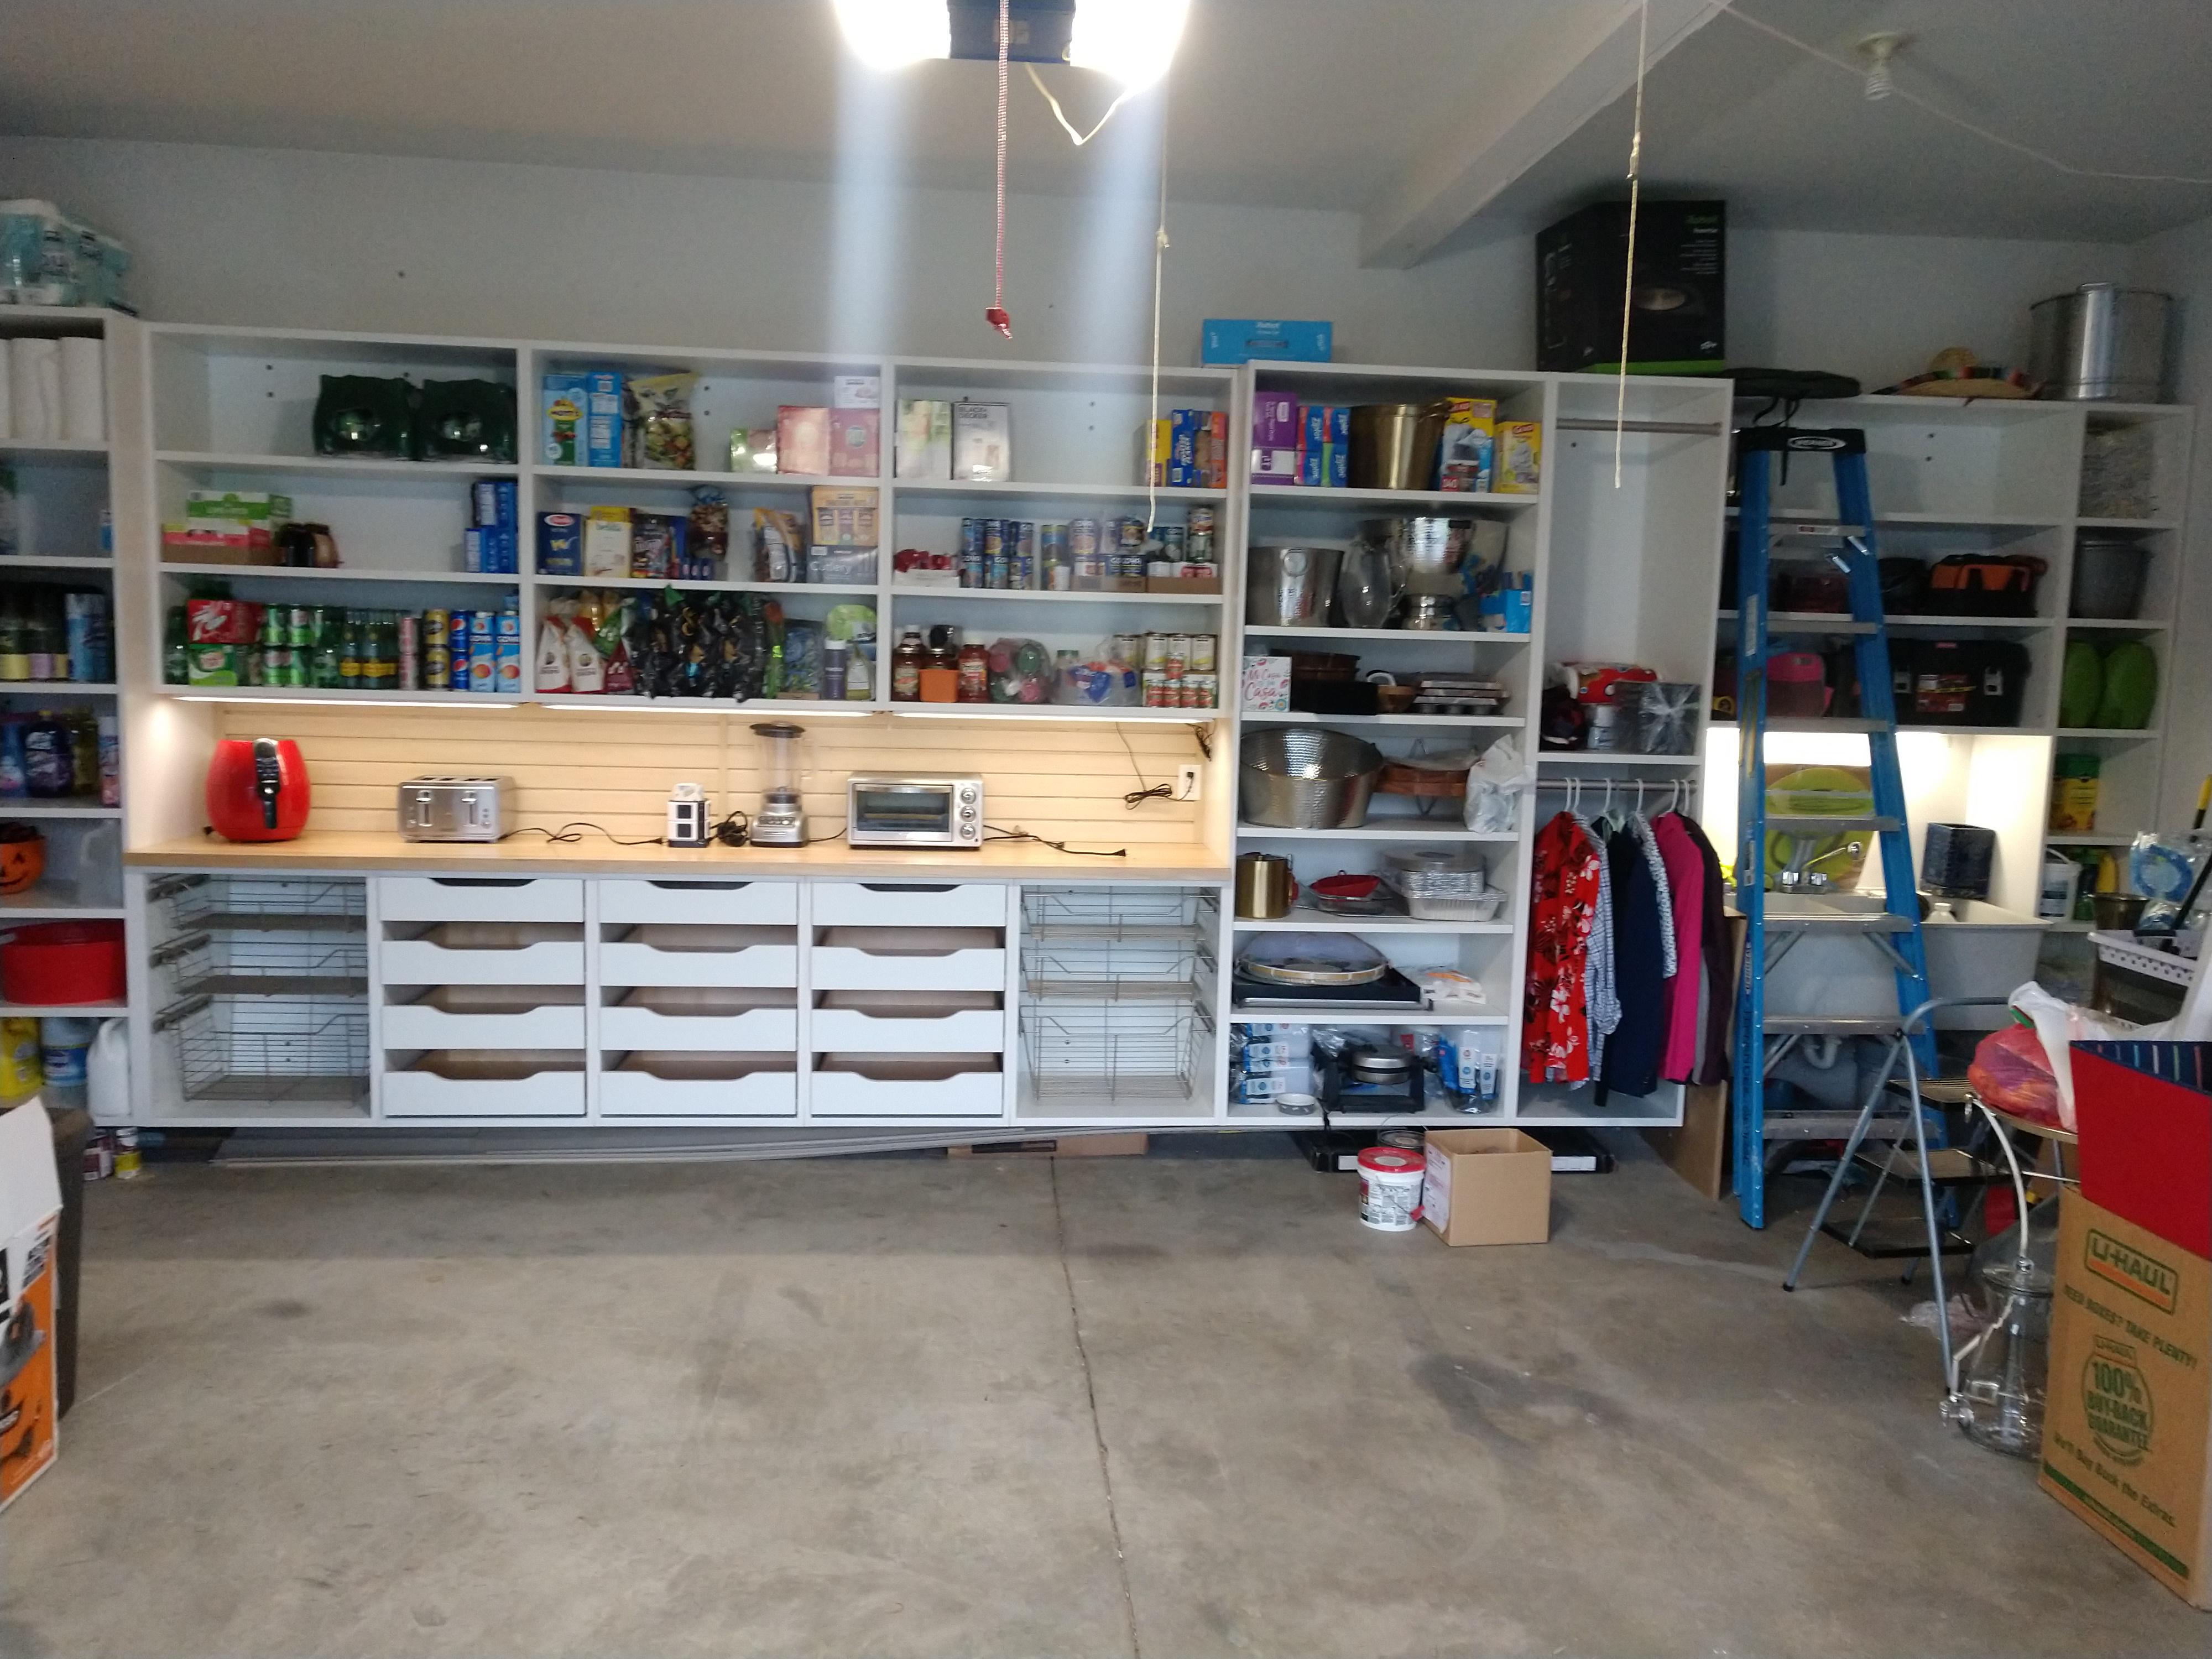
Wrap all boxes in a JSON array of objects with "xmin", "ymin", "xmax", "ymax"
[
  {"xmin": 0, "ymin": 136, "xmax": 2136, "ymax": 393},
  {"xmin": 2131, "ymin": 212, "xmax": 2212, "ymax": 828}
]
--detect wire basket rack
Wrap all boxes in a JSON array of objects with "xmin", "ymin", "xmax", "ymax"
[
  {"xmin": 1021, "ymin": 886, "xmax": 1218, "ymax": 1103},
  {"xmin": 150, "ymin": 875, "xmax": 369, "ymax": 1106}
]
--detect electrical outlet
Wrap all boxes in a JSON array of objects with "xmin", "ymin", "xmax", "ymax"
[{"xmin": 1176, "ymin": 764, "xmax": 1202, "ymax": 802}]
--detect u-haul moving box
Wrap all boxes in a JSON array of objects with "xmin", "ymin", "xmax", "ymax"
[{"xmin": 0, "ymin": 1100, "xmax": 61, "ymax": 1511}]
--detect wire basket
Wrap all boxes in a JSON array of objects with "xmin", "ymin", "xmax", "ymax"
[{"xmin": 1021, "ymin": 887, "xmax": 1218, "ymax": 1103}]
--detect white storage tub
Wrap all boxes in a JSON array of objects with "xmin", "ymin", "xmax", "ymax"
[
  {"xmin": 382, "ymin": 983, "xmax": 587, "ymax": 1049},
  {"xmin": 811, "ymin": 989, "xmax": 1006, "ymax": 1053},
  {"xmin": 601, "ymin": 987, "xmax": 799, "ymax": 1051},
  {"xmin": 380, "ymin": 921, "xmax": 586, "ymax": 985},
  {"xmin": 599, "ymin": 923, "xmax": 799, "ymax": 989}
]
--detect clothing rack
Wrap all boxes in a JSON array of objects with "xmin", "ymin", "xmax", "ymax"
[{"xmin": 1535, "ymin": 775, "xmax": 1702, "ymax": 812}]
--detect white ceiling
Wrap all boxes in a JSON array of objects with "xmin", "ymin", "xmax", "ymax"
[{"xmin": 1, "ymin": 0, "xmax": 2208, "ymax": 255}]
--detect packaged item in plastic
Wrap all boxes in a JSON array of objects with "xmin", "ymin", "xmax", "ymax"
[
  {"xmin": 1968, "ymin": 1022, "xmax": 2062, "ymax": 1129},
  {"xmin": 2130, "ymin": 831, "xmax": 2202, "ymax": 932},
  {"xmin": 807, "ymin": 548, "xmax": 878, "ymax": 585},
  {"xmin": 624, "ymin": 372, "xmax": 698, "ymax": 471},
  {"xmin": 1462, "ymin": 735, "xmax": 1528, "ymax": 833},
  {"xmin": 753, "ymin": 509, "xmax": 805, "ymax": 583},
  {"xmin": 1052, "ymin": 639, "xmax": 1139, "ymax": 707},
  {"xmin": 686, "ymin": 489, "xmax": 730, "ymax": 577},
  {"xmin": 989, "ymin": 638, "xmax": 1052, "ymax": 704}
]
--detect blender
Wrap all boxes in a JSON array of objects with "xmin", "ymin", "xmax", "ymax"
[{"xmin": 750, "ymin": 722, "xmax": 807, "ymax": 846}]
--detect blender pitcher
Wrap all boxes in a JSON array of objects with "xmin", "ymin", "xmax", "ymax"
[{"xmin": 750, "ymin": 722, "xmax": 807, "ymax": 846}]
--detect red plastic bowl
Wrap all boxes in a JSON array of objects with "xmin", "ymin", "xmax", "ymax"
[{"xmin": 0, "ymin": 921, "xmax": 126, "ymax": 1005}]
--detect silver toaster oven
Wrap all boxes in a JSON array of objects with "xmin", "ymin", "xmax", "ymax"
[
  {"xmin": 846, "ymin": 775, "xmax": 984, "ymax": 849},
  {"xmin": 397, "ymin": 776, "xmax": 516, "ymax": 842}
]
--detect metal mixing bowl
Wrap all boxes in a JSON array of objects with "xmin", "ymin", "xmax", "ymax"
[{"xmin": 1239, "ymin": 727, "xmax": 1384, "ymax": 829}]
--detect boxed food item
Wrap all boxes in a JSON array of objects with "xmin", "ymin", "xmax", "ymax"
[
  {"xmin": 953, "ymin": 401, "xmax": 1012, "ymax": 483},
  {"xmin": 584, "ymin": 371, "xmax": 624, "ymax": 468},
  {"xmin": 1422, "ymin": 1128, "xmax": 1552, "ymax": 1245},
  {"xmin": 1201, "ymin": 319, "xmax": 1333, "ymax": 366},
  {"xmin": 2041, "ymin": 1191, "xmax": 2212, "ymax": 1607},
  {"xmin": 0, "ymin": 1100, "xmax": 62, "ymax": 1512},
  {"xmin": 540, "ymin": 372, "xmax": 589, "ymax": 465},
  {"xmin": 1437, "ymin": 399, "xmax": 1498, "ymax": 492},
  {"xmin": 896, "ymin": 400, "xmax": 953, "ymax": 479},
  {"xmin": 808, "ymin": 487, "xmax": 879, "ymax": 550},
  {"xmin": 1495, "ymin": 421, "xmax": 1542, "ymax": 493},
  {"xmin": 536, "ymin": 511, "xmax": 582, "ymax": 576},
  {"xmin": 833, "ymin": 375, "xmax": 881, "ymax": 411},
  {"xmin": 582, "ymin": 505, "xmax": 632, "ymax": 577},
  {"xmin": 1298, "ymin": 405, "xmax": 1349, "ymax": 489},
  {"xmin": 186, "ymin": 597, "xmax": 259, "ymax": 645},
  {"xmin": 777, "ymin": 405, "xmax": 830, "ymax": 476},
  {"xmin": 1251, "ymin": 389, "xmax": 1300, "ymax": 481},
  {"xmin": 829, "ymin": 407, "xmax": 880, "ymax": 478},
  {"xmin": 186, "ymin": 490, "xmax": 294, "ymax": 554},
  {"xmin": 186, "ymin": 645, "xmax": 242, "ymax": 687}
]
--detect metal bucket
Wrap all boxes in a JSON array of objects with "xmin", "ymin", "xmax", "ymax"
[
  {"xmin": 1246, "ymin": 545, "xmax": 1342, "ymax": 627},
  {"xmin": 2069, "ymin": 533, "xmax": 2150, "ymax": 619},
  {"xmin": 1239, "ymin": 727, "xmax": 1383, "ymax": 829},
  {"xmin": 2029, "ymin": 284, "xmax": 2172, "ymax": 401},
  {"xmin": 1349, "ymin": 404, "xmax": 1440, "ymax": 489}
]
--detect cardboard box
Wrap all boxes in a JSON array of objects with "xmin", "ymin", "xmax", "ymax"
[
  {"xmin": 1437, "ymin": 399, "xmax": 1497, "ymax": 493},
  {"xmin": 895, "ymin": 400, "xmax": 952, "ymax": 479},
  {"xmin": 952, "ymin": 401, "xmax": 1011, "ymax": 483},
  {"xmin": 776, "ymin": 405, "xmax": 831, "ymax": 477},
  {"xmin": 2041, "ymin": 1193, "xmax": 2212, "ymax": 1607},
  {"xmin": 582, "ymin": 505, "xmax": 632, "ymax": 577},
  {"xmin": 584, "ymin": 371, "xmax": 624, "ymax": 467},
  {"xmin": 0, "ymin": 1102, "xmax": 64, "ymax": 1512},
  {"xmin": 829, "ymin": 407, "xmax": 880, "ymax": 478},
  {"xmin": 808, "ymin": 487, "xmax": 879, "ymax": 550},
  {"xmin": 1422, "ymin": 1128, "xmax": 1552, "ymax": 1245},
  {"xmin": 1202, "ymin": 318, "xmax": 1333, "ymax": 365},
  {"xmin": 2074, "ymin": 1043, "xmax": 2212, "ymax": 1260},
  {"xmin": 540, "ymin": 372, "xmax": 588, "ymax": 465},
  {"xmin": 1495, "ymin": 421, "xmax": 1542, "ymax": 494},
  {"xmin": 832, "ymin": 374, "xmax": 881, "ymax": 411},
  {"xmin": 1537, "ymin": 199, "xmax": 1725, "ymax": 374}
]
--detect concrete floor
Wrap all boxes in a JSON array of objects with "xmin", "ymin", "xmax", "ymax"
[{"xmin": 2, "ymin": 1136, "xmax": 2202, "ymax": 1657}]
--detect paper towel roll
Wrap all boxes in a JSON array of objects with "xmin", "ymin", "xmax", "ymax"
[
  {"xmin": 60, "ymin": 336, "xmax": 103, "ymax": 443},
  {"xmin": 8, "ymin": 337, "xmax": 60, "ymax": 442}
]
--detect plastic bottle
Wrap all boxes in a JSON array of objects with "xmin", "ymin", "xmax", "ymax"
[
  {"xmin": 87, "ymin": 1018, "xmax": 129, "ymax": 1125},
  {"xmin": 38, "ymin": 1015, "xmax": 96, "ymax": 1109},
  {"xmin": 0, "ymin": 1018, "xmax": 40, "ymax": 1104},
  {"xmin": 163, "ymin": 606, "xmax": 190, "ymax": 684}
]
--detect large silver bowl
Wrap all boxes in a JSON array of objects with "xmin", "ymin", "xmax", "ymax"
[{"xmin": 1239, "ymin": 727, "xmax": 1384, "ymax": 829}]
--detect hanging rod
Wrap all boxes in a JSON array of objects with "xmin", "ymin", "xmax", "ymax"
[
  {"xmin": 1535, "ymin": 775, "xmax": 1704, "ymax": 789},
  {"xmin": 1553, "ymin": 418, "xmax": 1726, "ymax": 437}
]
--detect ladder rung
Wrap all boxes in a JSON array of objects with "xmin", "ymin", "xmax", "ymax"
[
  {"xmin": 1767, "ymin": 612, "xmax": 1877, "ymax": 634},
  {"xmin": 1766, "ymin": 815, "xmax": 1904, "ymax": 833},
  {"xmin": 1765, "ymin": 1015, "xmax": 1906, "ymax": 1036},
  {"xmin": 1764, "ymin": 717, "xmax": 1886, "ymax": 734},
  {"xmin": 1768, "ymin": 521, "xmax": 1870, "ymax": 540},
  {"xmin": 1762, "ymin": 912, "xmax": 1914, "ymax": 933},
  {"xmin": 1765, "ymin": 1113, "xmax": 1916, "ymax": 1141}
]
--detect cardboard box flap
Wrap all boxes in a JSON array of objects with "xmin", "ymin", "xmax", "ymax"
[{"xmin": 0, "ymin": 1103, "xmax": 59, "ymax": 1244}]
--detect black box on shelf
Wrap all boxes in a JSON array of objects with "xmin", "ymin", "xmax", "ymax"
[{"xmin": 1537, "ymin": 200, "xmax": 1725, "ymax": 374}]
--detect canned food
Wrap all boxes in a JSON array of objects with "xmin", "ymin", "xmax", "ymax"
[
  {"xmin": 1191, "ymin": 672, "xmax": 1217, "ymax": 709},
  {"xmin": 1157, "ymin": 525, "xmax": 1186, "ymax": 561},
  {"xmin": 1013, "ymin": 520, "xmax": 1037, "ymax": 589},
  {"xmin": 398, "ymin": 614, "xmax": 419, "ymax": 691},
  {"xmin": 1144, "ymin": 632, "xmax": 1172, "ymax": 671},
  {"xmin": 1190, "ymin": 632, "xmax": 1217, "ymax": 675},
  {"xmin": 288, "ymin": 605, "xmax": 314, "ymax": 648},
  {"xmin": 960, "ymin": 517, "xmax": 987, "ymax": 588},
  {"xmin": 1166, "ymin": 633, "xmax": 1191, "ymax": 677},
  {"xmin": 1142, "ymin": 671, "xmax": 1170, "ymax": 708},
  {"xmin": 1113, "ymin": 634, "xmax": 1144, "ymax": 669}
]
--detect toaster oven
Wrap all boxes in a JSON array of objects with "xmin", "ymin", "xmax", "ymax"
[
  {"xmin": 397, "ymin": 776, "xmax": 516, "ymax": 842},
  {"xmin": 846, "ymin": 775, "xmax": 984, "ymax": 849}
]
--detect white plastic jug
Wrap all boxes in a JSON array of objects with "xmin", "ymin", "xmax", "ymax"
[{"xmin": 87, "ymin": 1017, "xmax": 129, "ymax": 1126}]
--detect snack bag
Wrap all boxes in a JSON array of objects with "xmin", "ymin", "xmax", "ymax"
[{"xmin": 625, "ymin": 372, "xmax": 698, "ymax": 471}]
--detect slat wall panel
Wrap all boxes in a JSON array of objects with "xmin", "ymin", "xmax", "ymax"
[{"xmin": 222, "ymin": 707, "xmax": 1214, "ymax": 844}]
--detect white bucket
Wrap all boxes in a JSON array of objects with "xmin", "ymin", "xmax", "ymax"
[{"xmin": 1357, "ymin": 1146, "xmax": 1426, "ymax": 1232}]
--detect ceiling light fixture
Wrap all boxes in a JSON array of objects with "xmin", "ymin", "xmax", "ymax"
[
  {"xmin": 831, "ymin": 0, "xmax": 1187, "ymax": 86},
  {"xmin": 1859, "ymin": 32, "xmax": 1906, "ymax": 102}
]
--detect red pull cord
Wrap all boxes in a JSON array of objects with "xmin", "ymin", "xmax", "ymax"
[{"xmin": 985, "ymin": 0, "xmax": 1012, "ymax": 338}]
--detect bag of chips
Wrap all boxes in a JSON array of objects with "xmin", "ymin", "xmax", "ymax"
[{"xmin": 625, "ymin": 372, "xmax": 698, "ymax": 471}]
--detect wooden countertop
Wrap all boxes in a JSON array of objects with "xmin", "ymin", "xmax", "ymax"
[{"xmin": 127, "ymin": 831, "xmax": 1230, "ymax": 883}]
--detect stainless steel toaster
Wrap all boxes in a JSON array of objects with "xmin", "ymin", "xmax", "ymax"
[{"xmin": 397, "ymin": 776, "xmax": 516, "ymax": 842}]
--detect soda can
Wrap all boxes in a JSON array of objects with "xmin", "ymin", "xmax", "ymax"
[
  {"xmin": 288, "ymin": 605, "xmax": 314, "ymax": 648},
  {"xmin": 398, "ymin": 614, "xmax": 419, "ymax": 691},
  {"xmin": 1013, "ymin": 520, "xmax": 1037, "ymax": 589}
]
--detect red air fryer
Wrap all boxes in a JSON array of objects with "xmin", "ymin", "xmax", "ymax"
[{"xmin": 206, "ymin": 738, "xmax": 310, "ymax": 841}]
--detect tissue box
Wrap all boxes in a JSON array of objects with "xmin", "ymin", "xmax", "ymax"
[{"xmin": 1202, "ymin": 319, "xmax": 1333, "ymax": 365}]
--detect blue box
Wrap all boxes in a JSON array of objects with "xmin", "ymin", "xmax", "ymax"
[
  {"xmin": 540, "ymin": 372, "xmax": 589, "ymax": 465},
  {"xmin": 585, "ymin": 370, "xmax": 624, "ymax": 468},
  {"xmin": 463, "ymin": 527, "xmax": 484, "ymax": 573},
  {"xmin": 473, "ymin": 478, "xmax": 518, "ymax": 530},
  {"xmin": 1168, "ymin": 408, "xmax": 1202, "ymax": 487},
  {"xmin": 1297, "ymin": 405, "xmax": 1350, "ymax": 488},
  {"xmin": 1202, "ymin": 319, "xmax": 1332, "ymax": 366},
  {"xmin": 536, "ymin": 512, "xmax": 582, "ymax": 576}
]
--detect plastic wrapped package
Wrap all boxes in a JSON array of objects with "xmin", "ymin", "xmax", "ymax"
[
  {"xmin": 1968, "ymin": 1022, "xmax": 2063, "ymax": 1130},
  {"xmin": 988, "ymin": 638, "xmax": 1051, "ymax": 704},
  {"xmin": 1462, "ymin": 735, "xmax": 1529, "ymax": 833},
  {"xmin": 1051, "ymin": 638, "xmax": 1140, "ymax": 707}
]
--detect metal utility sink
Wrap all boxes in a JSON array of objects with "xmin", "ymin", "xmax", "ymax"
[{"xmin": 1758, "ymin": 890, "xmax": 1888, "ymax": 920}]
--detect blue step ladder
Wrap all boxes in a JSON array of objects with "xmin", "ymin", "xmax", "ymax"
[{"xmin": 1731, "ymin": 426, "xmax": 1936, "ymax": 1230}]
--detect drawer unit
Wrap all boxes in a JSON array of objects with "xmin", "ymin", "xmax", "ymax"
[
  {"xmin": 378, "ymin": 877, "xmax": 585, "ymax": 924},
  {"xmin": 598, "ymin": 879, "xmax": 799, "ymax": 926},
  {"xmin": 383, "ymin": 1055, "xmax": 587, "ymax": 1118},
  {"xmin": 811, "ymin": 1055, "xmax": 1007, "ymax": 1118},
  {"xmin": 811, "ymin": 926, "xmax": 1006, "ymax": 992},
  {"xmin": 810, "ymin": 882, "xmax": 1010, "ymax": 929},
  {"xmin": 599, "ymin": 1056, "xmax": 797, "ymax": 1118},
  {"xmin": 811, "ymin": 992, "xmax": 1006, "ymax": 1053},
  {"xmin": 382, "ymin": 1001, "xmax": 588, "ymax": 1050},
  {"xmin": 379, "ymin": 936, "xmax": 586, "ymax": 986},
  {"xmin": 601, "ymin": 1004, "xmax": 799, "ymax": 1052},
  {"xmin": 599, "ymin": 938, "xmax": 799, "ymax": 989}
]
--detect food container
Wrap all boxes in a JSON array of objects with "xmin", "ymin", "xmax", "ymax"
[
  {"xmin": 1239, "ymin": 727, "xmax": 1384, "ymax": 830},
  {"xmin": 2068, "ymin": 534, "xmax": 2150, "ymax": 620},
  {"xmin": 0, "ymin": 920, "xmax": 126, "ymax": 1004},
  {"xmin": 1246, "ymin": 546, "xmax": 1342, "ymax": 627},
  {"xmin": 2028, "ymin": 284, "xmax": 2172, "ymax": 402}
]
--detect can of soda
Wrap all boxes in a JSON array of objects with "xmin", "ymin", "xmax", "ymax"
[
  {"xmin": 398, "ymin": 614, "xmax": 419, "ymax": 691},
  {"xmin": 1013, "ymin": 520, "xmax": 1037, "ymax": 589},
  {"xmin": 287, "ymin": 605, "xmax": 314, "ymax": 648},
  {"xmin": 423, "ymin": 608, "xmax": 451, "ymax": 691}
]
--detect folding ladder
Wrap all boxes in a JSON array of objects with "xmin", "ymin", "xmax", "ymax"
[{"xmin": 1731, "ymin": 427, "xmax": 1935, "ymax": 1229}]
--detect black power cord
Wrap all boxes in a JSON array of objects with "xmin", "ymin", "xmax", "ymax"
[
  {"xmin": 985, "ymin": 823, "xmax": 1126, "ymax": 858},
  {"xmin": 500, "ymin": 821, "xmax": 668, "ymax": 847}
]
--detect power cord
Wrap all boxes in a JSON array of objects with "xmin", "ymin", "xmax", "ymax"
[
  {"xmin": 985, "ymin": 824, "xmax": 1126, "ymax": 859},
  {"xmin": 501, "ymin": 821, "xmax": 668, "ymax": 847},
  {"xmin": 1117, "ymin": 721, "xmax": 1173, "ymax": 809}
]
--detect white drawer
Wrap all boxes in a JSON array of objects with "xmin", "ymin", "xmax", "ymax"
[
  {"xmin": 601, "ymin": 1005, "xmax": 798, "ymax": 1051},
  {"xmin": 598, "ymin": 1067, "xmax": 797, "ymax": 1118},
  {"xmin": 810, "ymin": 882, "xmax": 1009, "ymax": 928},
  {"xmin": 811, "ymin": 1057, "xmax": 1005, "ymax": 1119},
  {"xmin": 810, "ymin": 1008, "xmax": 1007, "ymax": 1053},
  {"xmin": 382, "ymin": 1004, "xmax": 587, "ymax": 1049},
  {"xmin": 379, "ymin": 938, "xmax": 586, "ymax": 985},
  {"xmin": 382, "ymin": 1067, "xmax": 586, "ymax": 1119},
  {"xmin": 811, "ymin": 946, "xmax": 1004, "ymax": 992},
  {"xmin": 597, "ymin": 879, "xmax": 799, "ymax": 926},
  {"xmin": 599, "ymin": 941, "xmax": 799, "ymax": 989},
  {"xmin": 378, "ymin": 877, "xmax": 584, "ymax": 923}
]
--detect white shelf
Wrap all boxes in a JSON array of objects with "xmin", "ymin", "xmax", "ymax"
[
  {"xmin": 889, "ymin": 585, "xmax": 1223, "ymax": 607},
  {"xmin": 530, "ymin": 693, "xmax": 865, "ymax": 715},
  {"xmin": 0, "ymin": 680, "xmax": 117, "ymax": 697},
  {"xmin": 1230, "ymin": 1008, "xmax": 1507, "ymax": 1025},
  {"xmin": 2063, "ymin": 618, "xmax": 2169, "ymax": 632},
  {"xmin": 158, "ymin": 562, "xmax": 520, "ymax": 586},
  {"xmin": 164, "ymin": 685, "xmax": 524, "ymax": 706},
  {"xmin": 2045, "ymin": 832, "xmax": 2137, "ymax": 846},
  {"xmin": 0, "ymin": 1001, "xmax": 127, "ymax": 1019},
  {"xmin": 539, "ymin": 574, "xmax": 878, "ymax": 596},
  {"xmin": 1243, "ymin": 711, "xmax": 1521, "ymax": 729},
  {"xmin": 893, "ymin": 703, "xmax": 1218, "ymax": 722},
  {"xmin": 1718, "ymin": 608, "xmax": 2053, "ymax": 632},
  {"xmin": 1249, "ymin": 484, "xmax": 1538, "ymax": 512},
  {"xmin": 0, "ymin": 889, "xmax": 124, "ymax": 920},
  {"xmin": 1241, "ymin": 625, "xmax": 1527, "ymax": 644},
  {"xmin": 0, "ymin": 555, "xmax": 114, "ymax": 573},
  {"xmin": 0, "ymin": 438, "xmax": 108, "ymax": 458},
  {"xmin": 1237, "ymin": 822, "xmax": 1518, "ymax": 841},
  {"xmin": 536, "ymin": 464, "xmax": 870, "ymax": 489},
  {"xmin": 1537, "ymin": 750, "xmax": 1701, "ymax": 766},
  {"xmin": 157, "ymin": 450, "xmax": 518, "ymax": 477},
  {"xmin": 1234, "ymin": 916, "xmax": 1512, "ymax": 934},
  {"xmin": 0, "ymin": 801, "xmax": 121, "ymax": 819},
  {"xmin": 894, "ymin": 479, "xmax": 1225, "ymax": 503},
  {"xmin": 2056, "ymin": 727, "xmax": 2162, "ymax": 741}
]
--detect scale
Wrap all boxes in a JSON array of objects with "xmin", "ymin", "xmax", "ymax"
[{"xmin": 750, "ymin": 722, "xmax": 807, "ymax": 847}]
